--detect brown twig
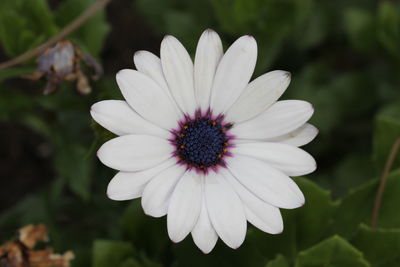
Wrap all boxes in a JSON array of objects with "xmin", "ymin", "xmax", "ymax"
[
  {"xmin": 371, "ymin": 137, "xmax": 400, "ymax": 229},
  {"xmin": 0, "ymin": 0, "xmax": 111, "ymax": 71}
]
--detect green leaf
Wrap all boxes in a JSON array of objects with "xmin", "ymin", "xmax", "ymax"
[
  {"xmin": 92, "ymin": 240, "xmax": 135, "ymax": 267},
  {"xmin": 292, "ymin": 178, "xmax": 337, "ymax": 248},
  {"xmin": 377, "ymin": 2, "xmax": 400, "ymax": 59},
  {"xmin": 172, "ymin": 234, "xmax": 267, "ymax": 267},
  {"xmin": 121, "ymin": 201, "xmax": 170, "ymax": 258},
  {"xmin": 0, "ymin": 10, "xmax": 26, "ymax": 56},
  {"xmin": 1, "ymin": 83, "xmax": 96, "ymax": 201},
  {"xmin": 55, "ymin": 0, "xmax": 110, "ymax": 56},
  {"xmin": 330, "ymin": 153, "xmax": 375, "ymax": 197},
  {"xmin": 352, "ymin": 224, "xmax": 400, "ymax": 267},
  {"xmin": 248, "ymin": 177, "xmax": 336, "ymax": 260},
  {"xmin": 333, "ymin": 169, "xmax": 400, "ymax": 238},
  {"xmin": 0, "ymin": 86, "xmax": 36, "ymax": 121},
  {"xmin": 373, "ymin": 101, "xmax": 400, "ymax": 172},
  {"xmin": 118, "ymin": 256, "xmax": 162, "ymax": 267},
  {"xmin": 288, "ymin": 65, "xmax": 377, "ymax": 135},
  {"xmin": 167, "ymin": 177, "xmax": 334, "ymax": 267},
  {"xmin": 164, "ymin": 11, "xmax": 202, "ymax": 53},
  {"xmin": 20, "ymin": 0, "xmax": 58, "ymax": 35},
  {"xmin": 135, "ymin": 0, "xmax": 214, "ymax": 53},
  {"xmin": 0, "ymin": 67, "xmax": 35, "ymax": 82},
  {"xmin": 119, "ymin": 258, "xmax": 142, "ymax": 267},
  {"xmin": 135, "ymin": 0, "xmax": 169, "ymax": 29},
  {"xmin": 0, "ymin": 0, "xmax": 57, "ymax": 57},
  {"xmin": 266, "ymin": 254, "xmax": 290, "ymax": 267},
  {"xmin": 172, "ymin": 177, "xmax": 335, "ymax": 267},
  {"xmin": 295, "ymin": 235, "xmax": 370, "ymax": 267},
  {"xmin": 210, "ymin": 0, "xmax": 291, "ymax": 36},
  {"xmin": 54, "ymin": 143, "xmax": 93, "ymax": 201},
  {"xmin": 0, "ymin": 194, "xmax": 51, "ymax": 241},
  {"xmin": 344, "ymin": 8, "xmax": 377, "ymax": 53}
]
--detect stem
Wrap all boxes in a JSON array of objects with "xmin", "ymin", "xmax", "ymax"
[
  {"xmin": 371, "ymin": 137, "xmax": 400, "ymax": 229},
  {"xmin": 0, "ymin": 0, "xmax": 111, "ymax": 71}
]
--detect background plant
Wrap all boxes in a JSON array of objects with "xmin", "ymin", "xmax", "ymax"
[{"xmin": 1, "ymin": 0, "xmax": 400, "ymax": 266}]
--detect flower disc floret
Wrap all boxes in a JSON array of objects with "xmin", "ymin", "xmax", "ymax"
[{"xmin": 172, "ymin": 113, "xmax": 232, "ymax": 171}]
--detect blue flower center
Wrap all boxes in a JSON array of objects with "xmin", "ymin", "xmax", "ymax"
[{"xmin": 174, "ymin": 116, "xmax": 231, "ymax": 171}]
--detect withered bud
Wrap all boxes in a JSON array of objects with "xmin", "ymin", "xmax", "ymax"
[{"xmin": 25, "ymin": 40, "xmax": 103, "ymax": 95}]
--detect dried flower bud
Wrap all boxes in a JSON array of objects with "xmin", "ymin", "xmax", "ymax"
[{"xmin": 25, "ymin": 40, "xmax": 103, "ymax": 95}]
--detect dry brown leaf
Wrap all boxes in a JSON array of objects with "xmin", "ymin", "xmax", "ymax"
[{"xmin": 0, "ymin": 224, "xmax": 74, "ymax": 267}]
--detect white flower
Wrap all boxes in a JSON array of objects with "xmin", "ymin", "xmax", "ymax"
[{"xmin": 91, "ymin": 29, "xmax": 317, "ymax": 253}]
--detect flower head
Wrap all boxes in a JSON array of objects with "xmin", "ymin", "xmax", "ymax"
[{"xmin": 91, "ymin": 29, "xmax": 317, "ymax": 253}]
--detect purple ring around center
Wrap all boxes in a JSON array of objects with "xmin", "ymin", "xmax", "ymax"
[{"xmin": 168, "ymin": 109, "xmax": 235, "ymax": 174}]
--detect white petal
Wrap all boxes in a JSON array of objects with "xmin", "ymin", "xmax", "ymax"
[
  {"xmin": 194, "ymin": 29, "xmax": 223, "ymax": 111},
  {"xmin": 167, "ymin": 171, "xmax": 203, "ymax": 242},
  {"xmin": 210, "ymin": 35, "xmax": 257, "ymax": 115},
  {"xmin": 191, "ymin": 190, "xmax": 218, "ymax": 254},
  {"xmin": 265, "ymin": 123, "xmax": 319, "ymax": 147},
  {"xmin": 227, "ymin": 155, "xmax": 304, "ymax": 209},
  {"xmin": 225, "ymin": 70, "xmax": 291, "ymax": 123},
  {"xmin": 133, "ymin": 51, "xmax": 182, "ymax": 115},
  {"xmin": 107, "ymin": 158, "xmax": 176, "ymax": 201},
  {"xmin": 161, "ymin": 35, "xmax": 196, "ymax": 115},
  {"xmin": 222, "ymin": 169, "xmax": 283, "ymax": 234},
  {"xmin": 232, "ymin": 142, "xmax": 316, "ymax": 176},
  {"xmin": 231, "ymin": 100, "xmax": 314, "ymax": 140},
  {"xmin": 205, "ymin": 171, "xmax": 247, "ymax": 249},
  {"xmin": 90, "ymin": 100, "xmax": 168, "ymax": 138},
  {"xmin": 133, "ymin": 50, "xmax": 169, "ymax": 90},
  {"xmin": 141, "ymin": 164, "xmax": 186, "ymax": 217},
  {"xmin": 116, "ymin": 69, "xmax": 180, "ymax": 129},
  {"xmin": 97, "ymin": 134, "xmax": 173, "ymax": 172}
]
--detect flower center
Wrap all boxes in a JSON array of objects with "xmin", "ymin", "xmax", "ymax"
[{"xmin": 172, "ymin": 114, "xmax": 232, "ymax": 172}]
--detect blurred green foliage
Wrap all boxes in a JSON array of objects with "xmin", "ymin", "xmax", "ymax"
[
  {"xmin": 0, "ymin": 0, "xmax": 57, "ymax": 56},
  {"xmin": 0, "ymin": 0, "xmax": 109, "ymax": 57},
  {"xmin": 1, "ymin": 0, "xmax": 400, "ymax": 266}
]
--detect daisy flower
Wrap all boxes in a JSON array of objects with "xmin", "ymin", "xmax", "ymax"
[{"xmin": 91, "ymin": 29, "xmax": 317, "ymax": 253}]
